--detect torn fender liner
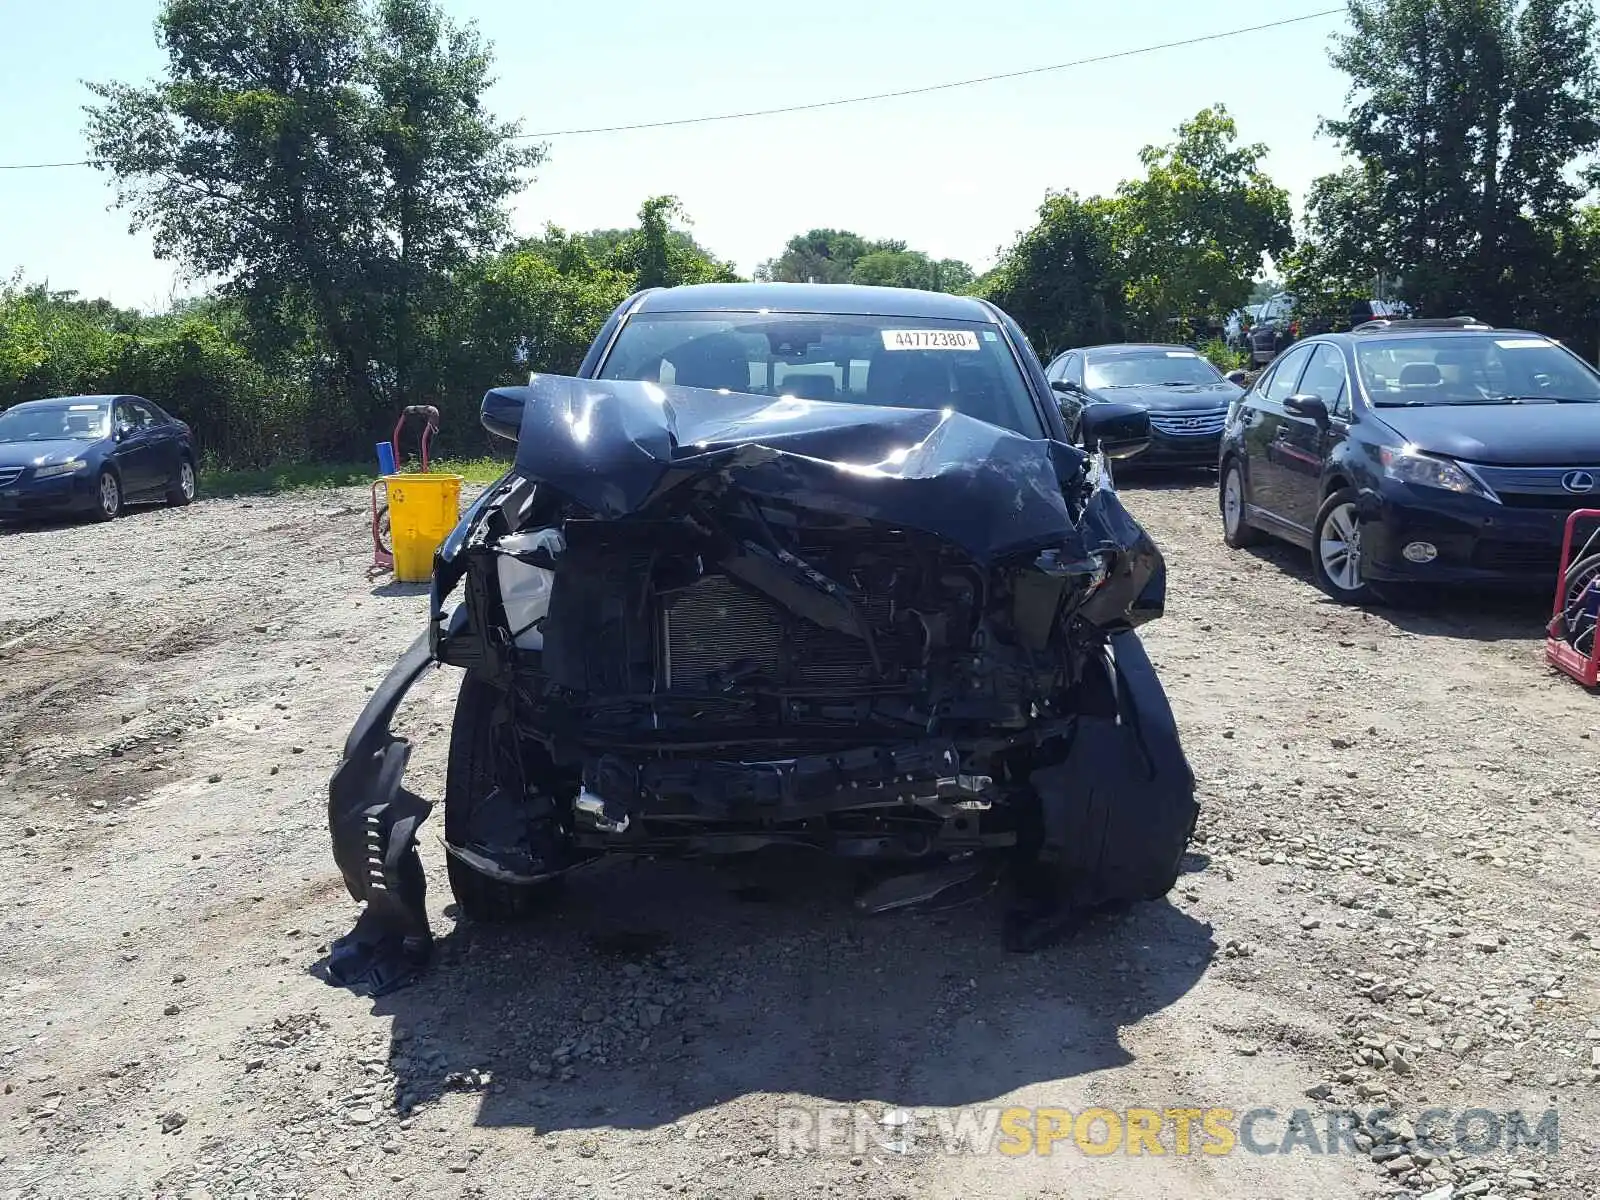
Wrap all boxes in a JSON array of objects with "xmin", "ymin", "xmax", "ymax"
[
  {"xmin": 512, "ymin": 375, "xmax": 1095, "ymax": 565},
  {"xmin": 325, "ymin": 632, "xmax": 436, "ymax": 996}
]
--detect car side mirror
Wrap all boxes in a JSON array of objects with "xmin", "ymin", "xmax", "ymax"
[
  {"xmin": 1080, "ymin": 401, "xmax": 1151, "ymax": 461},
  {"xmin": 1283, "ymin": 393, "xmax": 1331, "ymax": 428},
  {"xmin": 1049, "ymin": 379, "xmax": 1079, "ymax": 395},
  {"xmin": 1225, "ymin": 370, "xmax": 1249, "ymax": 388},
  {"xmin": 481, "ymin": 385, "xmax": 530, "ymax": 441},
  {"xmin": 114, "ymin": 423, "xmax": 132, "ymax": 441}
]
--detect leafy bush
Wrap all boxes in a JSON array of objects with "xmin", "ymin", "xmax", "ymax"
[{"xmin": 1198, "ymin": 338, "xmax": 1248, "ymax": 374}]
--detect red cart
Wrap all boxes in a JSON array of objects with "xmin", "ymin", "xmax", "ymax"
[
  {"xmin": 1545, "ymin": 507, "xmax": 1600, "ymax": 687},
  {"xmin": 371, "ymin": 405, "xmax": 441, "ymax": 574}
]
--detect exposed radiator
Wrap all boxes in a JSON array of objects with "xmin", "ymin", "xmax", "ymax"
[
  {"xmin": 660, "ymin": 573, "xmax": 893, "ymax": 690},
  {"xmin": 662, "ymin": 575, "xmax": 785, "ymax": 688}
]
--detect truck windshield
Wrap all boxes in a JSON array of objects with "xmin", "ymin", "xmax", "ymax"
[{"xmin": 597, "ymin": 311, "xmax": 1044, "ymax": 436}]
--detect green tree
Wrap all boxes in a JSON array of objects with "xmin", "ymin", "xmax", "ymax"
[
  {"xmin": 577, "ymin": 225, "xmax": 728, "ymax": 271},
  {"xmin": 1321, "ymin": 0, "xmax": 1600, "ymax": 319},
  {"xmin": 0, "ymin": 278, "xmax": 309, "ymax": 464},
  {"xmin": 974, "ymin": 191, "xmax": 1126, "ymax": 356},
  {"xmin": 1280, "ymin": 165, "xmax": 1391, "ymax": 327},
  {"xmin": 755, "ymin": 230, "xmax": 973, "ymax": 292},
  {"xmin": 608, "ymin": 196, "xmax": 741, "ymax": 290},
  {"xmin": 1114, "ymin": 105, "xmax": 1292, "ymax": 338},
  {"xmin": 756, "ymin": 229, "xmax": 873, "ymax": 283},
  {"xmin": 84, "ymin": 0, "xmax": 540, "ymax": 433},
  {"xmin": 1248, "ymin": 278, "xmax": 1282, "ymax": 305}
]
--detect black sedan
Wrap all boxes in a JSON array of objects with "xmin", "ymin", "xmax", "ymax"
[
  {"xmin": 0, "ymin": 394, "xmax": 197, "ymax": 522},
  {"xmin": 1044, "ymin": 343, "xmax": 1244, "ymax": 466},
  {"xmin": 1218, "ymin": 317, "xmax": 1600, "ymax": 602}
]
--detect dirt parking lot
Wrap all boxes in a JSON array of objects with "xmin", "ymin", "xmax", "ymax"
[{"xmin": 2, "ymin": 472, "xmax": 1598, "ymax": 1200}]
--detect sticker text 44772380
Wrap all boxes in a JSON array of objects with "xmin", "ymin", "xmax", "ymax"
[{"xmin": 880, "ymin": 329, "xmax": 981, "ymax": 352}]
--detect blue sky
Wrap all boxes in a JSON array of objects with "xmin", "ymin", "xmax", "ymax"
[{"xmin": 0, "ymin": 0, "xmax": 1355, "ymax": 310}]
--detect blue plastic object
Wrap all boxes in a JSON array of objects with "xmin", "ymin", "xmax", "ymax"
[{"xmin": 376, "ymin": 440, "xmax": 397, "ymax": 475}]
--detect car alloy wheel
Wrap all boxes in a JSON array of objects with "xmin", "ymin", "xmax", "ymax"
[
  {"xmin": 1220, "ymin": 461, "xmax": 1259, "ymax": 549},
  {"xmin": 97, "ymin": 471, "xmax": 121, "ymax": 520},
  {"xmin": 1223, "ymin": 469, "xmax": 1244, "ymax": 535},
  {"xmin": 1317, "ymin": 500, "xmax": 1365, "ymax": 594},
  {"xmin": 167, "ymin": 458, "xmax": 197, "ymax": 507}
]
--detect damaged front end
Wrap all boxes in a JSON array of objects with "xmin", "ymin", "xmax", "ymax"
[{"xmin": 326, "ymin": 375, "xmax": 1195, "ymax": 994}]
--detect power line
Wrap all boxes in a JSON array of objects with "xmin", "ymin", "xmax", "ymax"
[
  {"xmin": 509, "ymin": 9, "xmax": 1344, "ymax": 140},
  {"xmin": 0, "ymin": 8, "xmax": 1342, "ymax": 171}
]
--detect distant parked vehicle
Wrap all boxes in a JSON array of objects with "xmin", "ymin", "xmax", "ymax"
[
  {"xmin": 1247, "ymin": 293, "xmax": 1297, "ymax": 365},
  {"xmin": 0, "ymin": 394, "xmax": 196, "ymax": 523},
  {"xmin": 1045, "ymin": 343, "xmax": 1245, "ymax": 468},
  {"xmin": 1225, "ymin": 304, "xmax": 1263, "ymax": 352},
  {"xmin": 1218, "ymin": 316, "xmax": 1600, "ymax": 603},
  {"xmin": 1250, "ymin": 295, "xmax": 1413, "ymax": 366},
  {"xmin": 1347, "ymin": 298, "xmax": 1409, "ymax": 326}
]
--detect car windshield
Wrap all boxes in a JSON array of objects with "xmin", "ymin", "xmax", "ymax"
[
  {"xmin": 1084, "ymin": 350, "xmax": 1225, "ymax": 389},
  {"xmin": 1356, "ymin": 334, "xmax": 1600, "ymax": 405},
  {"xmin": 0, "ymin": 400, "xmax": 111, "ymax": 443},
  {"xmin": 596, "ymin": 311, "xmax": 1043, "ymax": 436}
]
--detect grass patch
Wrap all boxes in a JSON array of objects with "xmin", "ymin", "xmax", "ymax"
[{"xmin": 200, "ymin": 456, "xmax": 510, "ymax": 498}]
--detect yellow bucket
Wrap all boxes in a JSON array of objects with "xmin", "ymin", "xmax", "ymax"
[{"xmin": 384, "ymin": 473, "xmax": 462, "ymax": 582}]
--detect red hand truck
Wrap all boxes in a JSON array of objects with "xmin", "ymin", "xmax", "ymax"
[
  {"xmin": 371, "ymin": 405, "xmax": 441, "ymax": 574},
  {"xmin": 1545, "ymin": 507, "xmax": 1600, "ymax": 687}
]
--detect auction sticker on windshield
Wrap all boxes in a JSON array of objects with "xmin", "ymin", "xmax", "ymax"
[
  {"xmin": 881, "ymin": 329, "xmax": 981, "ymax": 351},
  {"xmin": 1495, "ymin": 338, "xmax": 1549, "ymax": 350}
]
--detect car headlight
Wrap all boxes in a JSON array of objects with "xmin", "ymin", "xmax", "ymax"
[
  {"xmin": 33, "ymin": 460, "xmax": 88, "ymax": 479},
  {"xmin": 1377, "ymin": 447, "xmax": 1493, "ymax": 499}
]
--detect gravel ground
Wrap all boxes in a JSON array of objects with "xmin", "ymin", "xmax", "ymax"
[{"xmin": 1, "ymin": 473, "xmax": 1597, "ymax": 1200}]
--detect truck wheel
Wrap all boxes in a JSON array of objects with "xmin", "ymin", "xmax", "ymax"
[
  {"xmin": 1008, "ymin": 630, "xmax": 1198, "ymax": 951},
  {"xmin": 444, "ymin": 674, "xmax": 567, "ymax": 923}
]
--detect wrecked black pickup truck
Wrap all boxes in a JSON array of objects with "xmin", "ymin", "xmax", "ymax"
[{"xmin": 326, "ymin": 283, "xmax": 1198, "ymax": 995}]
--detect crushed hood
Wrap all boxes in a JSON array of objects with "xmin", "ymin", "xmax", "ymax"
[{"xmin": 509, "ymin": 374, "xmax": 1099, "ymax": 565}]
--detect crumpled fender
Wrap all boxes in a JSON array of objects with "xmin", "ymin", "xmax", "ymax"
[
  {"xmin": 324, "ymin": 631, "xmax": 436, "ymax": 996},
  {"xmin": 1007, "ymin": 629, "xmax": 1198, "ymax": 951}
]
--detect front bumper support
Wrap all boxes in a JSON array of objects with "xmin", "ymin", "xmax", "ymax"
[{"xmin": 325, "ymin": 632, "xmax": 437, "ymax": 996}]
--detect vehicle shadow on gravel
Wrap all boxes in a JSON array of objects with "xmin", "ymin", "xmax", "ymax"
[
  {"xmin": 364, "ymin": 853, "xmax": 1214, "ymax": 1134},
  {"xmin": 1367, "ymin": 589, "xmax": 1553, "ymax": 643},
  {"xmin": 368, "ymin": 580, "xmax": 432, "ymax": 598},
  {"xmin": 1234, "ymin": 541, "xmax": 1550, "ymax": 642},
  {"xmin": 1115, "ymin": 467, "xmax": 1217, "ymax": 492},
  {"xmin": 0, "ymin": 516, "xmax": 83, "ymax": 536}
]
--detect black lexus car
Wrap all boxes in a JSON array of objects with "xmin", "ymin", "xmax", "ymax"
[
  {"xmin": 322, "ymin": 283, "xmax": 1200, "ymax": 995},
  {"xmin": 1218, "ymin": 317, "xmax": 1600, "ymax": 602},
  {"xmin": 1044, "ymin": 343, "xmax": 1244, "ymax": 467}
]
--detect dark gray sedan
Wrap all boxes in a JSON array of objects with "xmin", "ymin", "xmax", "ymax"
[
  {"xmin": 1044, "ymin": 343, "xmax": 1244, "ymax": 467},
  {"xmin": 0, "ymin": 394, "xmax": 197, "ymax": 521}
]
